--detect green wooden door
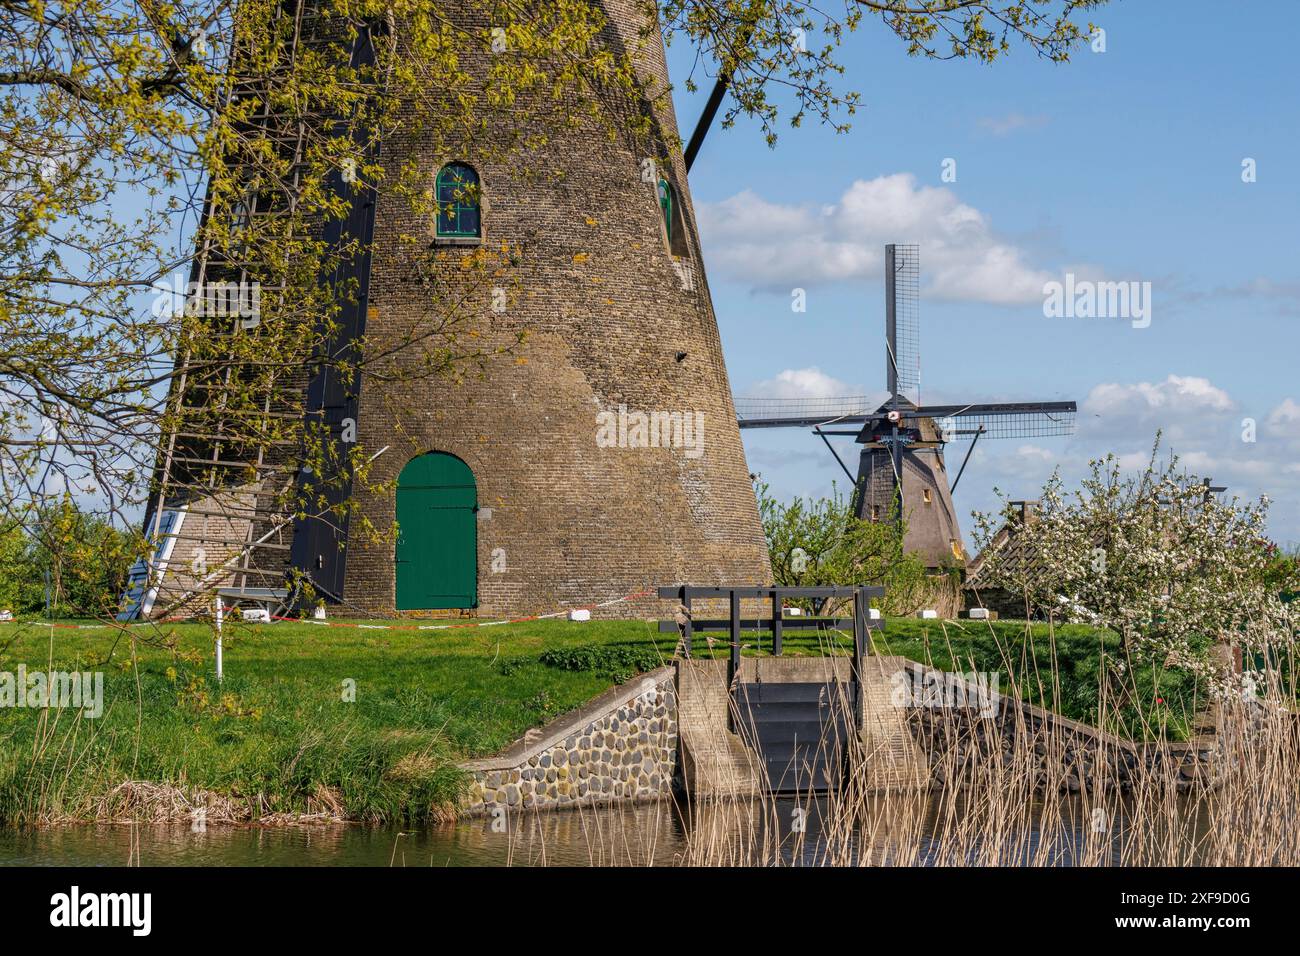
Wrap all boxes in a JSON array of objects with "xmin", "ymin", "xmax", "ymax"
[{"xmin": 395, "ymin": 453, "xmax": 477, "ymax": 609}]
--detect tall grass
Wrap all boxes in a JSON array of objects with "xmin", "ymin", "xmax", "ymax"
[
  {"xmin": 4, "ymin": 616, "xmax": 1296, "ymax": 867},
  {"xmin": 485, "ymin": 635, "xmax": 1299, "ymax": 867},
  {"xmin": 674, "ymin": 653, "xmax": 1298, "ymax": 866},
  {"xmin": 0, "ymin": 617, "xmax": 665, "ymax": 826}
]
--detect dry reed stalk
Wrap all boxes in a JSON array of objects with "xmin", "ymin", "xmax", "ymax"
[{"xmin": 595, "ymin": 642, "xmax": 1300, "ymax": 867}]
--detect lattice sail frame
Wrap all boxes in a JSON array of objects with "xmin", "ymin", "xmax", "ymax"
[
  {"xmin": 137, "ymin": 5, "xmax": 372, "ymax": 617},
  {"xmin": 890, "ymin": 243, "xmax": 920, "ymax": 403},
  {"xmin": 734, "ymin": 397, "xmax": 1076, "ymax": 440},
  {"xmin": 929, "ymin": 406, "xmax": 1076, "ymax": 441},
  {"xmin": 734, "ymin": 396, "xmax": 878, "ymax": 423}
]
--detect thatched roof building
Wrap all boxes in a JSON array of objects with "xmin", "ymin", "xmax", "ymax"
[{"xmin": 962, "ymin": 500, "xmax": 1045, "ymax": 618}]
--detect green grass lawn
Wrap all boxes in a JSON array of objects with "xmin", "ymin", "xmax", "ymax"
[
  {"xmin": 0, "ymin": 616, "xmax": 664, "ymax": 825},
  {"xmin": 0, "ymin": 613, "xmax": 1206, "ymax": 825}
]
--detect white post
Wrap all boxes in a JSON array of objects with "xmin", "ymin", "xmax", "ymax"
[{"xmin": 214, "ymin": 595, "xmax": 224, "ymax": 683}]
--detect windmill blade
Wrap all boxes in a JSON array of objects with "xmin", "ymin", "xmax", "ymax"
[
  {"xmin": 735, "ymin": 395, "xmax": 876, "ymax": 429},
  {"xmin": 684, "ymin": 74, "xmax": 729, "ymax": 172},
  {"xmin": 684, "ymin": 7, "xmax": 762, "ymax": 172},
  {"xmin": 886, "ymin": 243, "xmax": 920, "ymax": 403},
  {"xmin": 917, "ymin": 401, "xmax": 1077, "ymax": 440}
]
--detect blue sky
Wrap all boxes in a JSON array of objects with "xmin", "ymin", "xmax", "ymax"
[{"xmin": 665, "ymin": 0, "xmax": 1300, "ymax": 546}]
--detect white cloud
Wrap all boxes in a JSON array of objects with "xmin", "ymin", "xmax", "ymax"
[
  {"xmin": 1081, "ymin": 377, "xmax": 1232, "ymax": 426},
  {"xmin": 1065, "ymin": 375, "xmax": 1300, "ymax": 540},
  {"xmin": 1266, "ymin": 398, "xmax": 1300, "ymax": 437},
  {"xmin": 1013, "ymin": 444, "xmax": 1056, "ymax": 464},
  {"xmin": 977, "ymin": 112, "xmax": 1050, "ymax": 136},
  {"xmin": 698, "ymin": 174, "xmax": 1054, "ymax": 304},
  {"xmin": 744, "ymin": 367, "xmax": 867, "ymax": 400},
  {"xmin": 974, "ymin": 443, "xmax": 1060, "ymax": 493},
  {"xmin": 1078, "ymin": 375, "xmax": 1246, "ymax": 453}
]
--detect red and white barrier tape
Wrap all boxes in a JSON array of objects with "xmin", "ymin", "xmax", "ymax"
[
  {"xmin": 0, "ymin": 588, "xmax": 659, "ymax": 633},
  {"xmin": 271, "ymin": 587, "xmax": 658, "ymax": 631}
]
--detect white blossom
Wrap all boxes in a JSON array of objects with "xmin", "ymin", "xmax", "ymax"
[{"xmin": 972, "ymin": 437, "xmax": 1299, "ymax": 684}]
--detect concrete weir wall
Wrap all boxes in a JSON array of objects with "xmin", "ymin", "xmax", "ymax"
[
  {"xmin": 458, "ymin": 655, "xmax": 931, "ymax": 816},
  {"xmin": 674, "ymin": 656, "xmax": 930, "ymax": 796},
  {"xmin": 461, "ymin": 666, "xmax": 678, "ymax": 815},
  {"xmin": 459, "ymin": 655, "xmax": 1220, "ymax": 817}
]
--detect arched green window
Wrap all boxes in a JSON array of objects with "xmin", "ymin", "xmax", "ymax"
[
  {"xmin": 658, "ymin": 177, "xmax": 676, "ymax": 242},
  {"xmin": 436, "ymin": 162, "xmax": 481, "ymax": 239},
  {"xmin": 657, "ymin": 175, "xmax": 688, "ymax": 257}
]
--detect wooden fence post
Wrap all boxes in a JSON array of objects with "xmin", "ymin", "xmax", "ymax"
[
  {"xmin": 771, "ymin": 588, "xmax": 783, "ymax": 656},
  {"xmin": 729, "ymin": 590, "xmax": 741, "ymax": 689}
]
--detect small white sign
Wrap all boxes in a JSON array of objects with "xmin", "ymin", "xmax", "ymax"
[
  {"xmin": 242, "ymin": 608, "xmax": 271, "ymax": 623},
  {"xmin": 568, "ymin": 609, "xmax": 591, "ymax": 622}
]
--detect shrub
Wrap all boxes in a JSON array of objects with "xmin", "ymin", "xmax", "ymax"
[
  {"xmin": 538, "ymin": 644, "xmax": 663, "ymax": 683},
  {"xmin": 755, "ymin": 479, "xmax": 932, "ymax": 615},
  {"xmin": 971, "ymin": 437, "xmax": 1300, "ymax": 686}
]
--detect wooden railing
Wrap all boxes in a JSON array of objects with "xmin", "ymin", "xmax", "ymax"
[{"xmin": 656, "ymin": 585, "xmax": 885, "ymax": 719}]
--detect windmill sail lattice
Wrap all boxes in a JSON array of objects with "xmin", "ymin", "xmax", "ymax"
[
  {"xmin": 134, "ymin": 2, "xmax": 347, "ymax": 618},
  {"xmin": 887, "ymin": 243, "xmax": 920, "ymax": 404}
]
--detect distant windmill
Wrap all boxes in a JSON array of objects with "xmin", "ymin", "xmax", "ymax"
[{"xmin": 736, "ymin": 243, "xmax": 1077, "ymax": 569}]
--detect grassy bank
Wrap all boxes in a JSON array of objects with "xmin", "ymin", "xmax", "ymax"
[
  {"xmin": 0, "ymin": 614, "xmax": 1204, "ymax": 826},
  {"xmin": 872, "ymin": 618, "xmax": 1208, "ymax": 741},
  {"xmin": 0, "ymin": 616, "xmax": 662, "ymax": 826}
]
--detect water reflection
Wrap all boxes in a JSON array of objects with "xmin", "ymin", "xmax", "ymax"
[
  {"xmin": 0, "ymin": 793, "xmax": 1210, "ymax": 867},
  {"xmin": 0, "ymin": 803, "xmax": 689, "ymax": 868}
]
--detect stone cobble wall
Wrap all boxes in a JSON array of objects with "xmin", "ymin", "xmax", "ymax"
[{"xmin": 463, "ymin": 668, "xmax": 678, "ymax": 815}]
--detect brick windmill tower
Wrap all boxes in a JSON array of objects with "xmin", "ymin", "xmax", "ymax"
[{"xmin": 129, "ymin": 2, "xmax": 770, "ymax": 619}]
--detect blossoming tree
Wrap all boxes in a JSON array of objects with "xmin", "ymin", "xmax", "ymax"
[{"xmin": 972, "ymin": 440, "xmax": 1299, "ymax": 686}]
